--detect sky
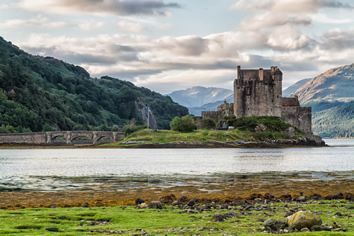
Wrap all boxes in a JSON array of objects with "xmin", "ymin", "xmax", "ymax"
[{"xmin": 1, "ymin": 0, "xmax": 354, "ymax": 94}]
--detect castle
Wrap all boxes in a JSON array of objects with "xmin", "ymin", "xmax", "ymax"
[{"xmin": 200, "ymin": 66, "xmax": 312, "ymax": 134}]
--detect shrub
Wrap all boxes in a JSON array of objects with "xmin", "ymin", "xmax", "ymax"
[
  {"xmin": 170, "ymin": 115, "xmax": 197, "ymax": 132},
  {"xmin": 201, "ymin": 118, "xmax": 216, "ymax": 130}
]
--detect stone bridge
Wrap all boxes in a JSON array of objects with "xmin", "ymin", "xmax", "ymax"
[{"xmin": 0, "ymin": 131, "xmax": 125, "ymax": 145}]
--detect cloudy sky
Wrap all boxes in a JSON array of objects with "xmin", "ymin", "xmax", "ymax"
[{"xmin": 1, "ymin": 0, "xmax": 354, "ymax": 94}]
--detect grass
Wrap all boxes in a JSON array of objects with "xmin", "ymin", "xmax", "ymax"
[
  {"xmin": 102, "ymin": 116, "xmax": 304, "ymax": 147},
  {"xmin": 0, "ymin": 200, "xmax": 353, "ymax": 235},
  {"xmin": 113, "ymin": 128, "xmax": 255, "ymax": 145}
]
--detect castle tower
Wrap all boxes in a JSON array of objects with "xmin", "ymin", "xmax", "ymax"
[{"xmin": 234, "ymin": 66, "xmax": 283, "ymax": 118}]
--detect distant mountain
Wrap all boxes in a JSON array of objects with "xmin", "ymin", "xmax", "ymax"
[
  {"xmin": 168, "ymin": 86, "xmax": 233, "ymax": 108},
  {"xmin": 0, "ymin": 36, "xmax": 188, "ymax": 132},
  {"xmin": 282, "ymin": 78, "xmax": 311, "ymax": 97},
  {"xmin": 313, "ymin": 101, "xmax": 354, "ymax": 138},
  {"xmin": 188, "ymin": 95, "xmax": 233, "ymax": 116},
  {"xmin": 291, "ymin": 64, "xmax": 354, "ymax": 111}
]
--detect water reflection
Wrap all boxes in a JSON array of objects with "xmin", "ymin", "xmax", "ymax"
[{"xmin": 0, "ymin": 139, "xmax": 353, "ymax": 191}]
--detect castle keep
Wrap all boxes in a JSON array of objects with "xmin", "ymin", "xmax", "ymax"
[{"xmin": 201, "ymin": 66, "xmax": 312, "ymax": 134}]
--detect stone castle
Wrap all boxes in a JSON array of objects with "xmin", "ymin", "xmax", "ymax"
[{"xmin": 200, "ymin": 66, "xmax": 312, "ymax": 134}]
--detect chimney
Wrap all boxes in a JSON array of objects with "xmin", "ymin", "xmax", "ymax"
[
  {"xmin": 237, "ymin": 65, "xmax": 241, "ymax": 80},
  {"xmin": 259, "ymin": 68, "xmax": 264, "ymax": 81}
]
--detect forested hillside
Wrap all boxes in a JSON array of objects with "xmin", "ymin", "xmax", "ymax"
[
  {"xmin": 0, "ymin": 36, "xmax": 188, "ymax": 132},
  {"xmin": 312, "ymin": 101, "xmax": 354, "ymax": 138}
]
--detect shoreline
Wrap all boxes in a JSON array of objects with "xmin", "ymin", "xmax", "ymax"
[
  {"xmin": 1, "ymin": 177, "xmax": 352, "ymax": 210},
  {"xmin": 1, "ymin": 171, "xmax": 352, "ymax": 209},
  {"xmin": 0, "ymin": 140, "xmax": 328, "ymax": 149}
]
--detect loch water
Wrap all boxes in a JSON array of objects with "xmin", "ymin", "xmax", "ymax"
[{"xmin": 0, "ymin": 139, "xmax": 353, "ymax": 191}]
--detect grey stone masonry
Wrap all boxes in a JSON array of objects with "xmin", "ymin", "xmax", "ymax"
[{"xmin": 0, "ymin": 131, "xmax": 125, "ymax": 145}]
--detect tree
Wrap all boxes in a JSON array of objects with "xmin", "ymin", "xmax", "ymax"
[{"xmin": 170, "ymin": 115, "xmax": 197, "ymax": 132}]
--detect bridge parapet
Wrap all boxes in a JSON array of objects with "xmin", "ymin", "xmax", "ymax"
[{"xmin": 0, "ymin": 131, "xmax": 125, "ymax": 145}]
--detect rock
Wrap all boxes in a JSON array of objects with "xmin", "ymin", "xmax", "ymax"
[
  {"xmin": 135, "ymin": 198, "xmax": 145, "ymax": 205},
  {"xmin": 187, "ymin": 200, "xmax": 195, "ymax": 207},
  {"xmin": 213, "ymin": 213, "xmax": 226, "ymax": 222},
  {"xmin": 255, "ymin": 123, "xmax": 267, "ymax": 132},
  {"xmin": 160, "ymin": 194, "xmax": 176, "ymax": 204},
  {"xmin": 148, "ymin": 201, "xmax": 163, "ymax": 209},
  {"xmin": 178, "ymin": 196, "xmax": 189, "ymax": 203},
  {"xmin": 282, "ymin": 127, "xmax": 296, "ymax": 137},
  {"xmin": 81, "ymin": 202, "xmax": 89, "ymax": 207},
  {"xmin": 264, "ymin": 218, "xmax": 288, "ymax": 231},
  {"xmin": 46, "ymin": 228, "xmax": 59, "ymax": 232},
  {"xmin": 301, "ymin": 227, "xmax": 310, "ymax": 232},
  {"xmin": 296, "ymin": 196, "xmax": 307, "ymax": 202},
  {"xmin": 311, "ymin": 224, "xmax": 331, "ymax": 231},
  {"xmin": 334, "ymin": 212, "xmax": 342, "ymax": 216},
  {"xmin": 138, "ymin": 203, "xmax": 148, "ymax": 209},
  {"xmin": 287, "ymin": 211, "xmax": 322, "ymax": 230}
]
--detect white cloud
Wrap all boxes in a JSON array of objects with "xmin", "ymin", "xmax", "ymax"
[
  {"xmin": 267, "ymin": 25, "xmax": 311, "ymax": 50},
  {"xmin": 0, "ymin": 4, "xmax": 9, "ymax": 9},
  {"xmin": 312, "ymin": 13, "xmax": 353, "ymax": 24},
  {"xmin": 18, "ymin": 0, "xmax": 181, "ymax": 16},
  {"xmin": 78, "ymin": 22, "xmax": 104, "ymax": 32},
  {"xmin": 117, "ymin": 21, "xmax": 144, "ymax": 33},
  {"xmin": 0, "ymin": 15, "xmax": 69, "ymax": 29}
]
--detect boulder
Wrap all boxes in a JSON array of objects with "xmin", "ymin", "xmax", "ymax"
[
  {"xmin": 135, "ymin": 198, "xmax": 145, "ymax": 205},
  {"xmin": 287, "ymin": 211, "xmax": 322, "ymax": 230},
  {"xmin": 264, "ymin": 218, "xmax": 288, "ymax": 231},
  {"xmin": 148, "ymin": 201, "xmax": 163, "ymax": 209}
]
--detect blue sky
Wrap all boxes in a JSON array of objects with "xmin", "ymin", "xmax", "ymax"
[{"xmin": 1, "ymin": 0, "xmax": 354, "ymax": 93}]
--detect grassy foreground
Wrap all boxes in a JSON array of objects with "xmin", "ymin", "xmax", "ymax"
[{"xmin": 0, "ymin": 200, "xmax": 352, "ymax": 235}]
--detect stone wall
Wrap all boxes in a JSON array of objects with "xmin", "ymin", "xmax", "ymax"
[
  {"xmin": 0, "ymin": 133, "xmax": 47, "ymax": 144},
  {"xmin": 282, "ymin": 107, "xmax": 312, "ymax": 134},
  {"xmin": 201, "ymin": 111, "xmax": 224, "ymax": 124}
]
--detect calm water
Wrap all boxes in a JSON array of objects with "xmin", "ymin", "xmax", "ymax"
[{"xmin": 0, "ymin": 139, "xmax": 353, "ymax": 191}]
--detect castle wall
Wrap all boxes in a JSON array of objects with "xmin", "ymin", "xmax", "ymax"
[
  {"xmin": 201, "ymin": 111, "xmax": 224, "ymax": 124},
  {"xmin": 282, "ymin": 107, "xmax": 312, "ymax": 134},
  {"xmin": 234, "ymin": 66, "xmax": 282, "ymax": 118}
]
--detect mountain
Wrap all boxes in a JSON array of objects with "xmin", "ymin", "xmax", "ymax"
[
  {"xmin": 282, "ymin": 78, "xmax": 311, "ymax": 97},
  {"xmin": 312, "ymin": 101, "xmax": 354, "ymax": 138},
  {"xmin": 188, "ymin": 95, "xmax": 234, "ymax": 116},
  {"xmin": 290, "ymin": 63, "xmax": 354, "ymax": 111},
  {"xmin": 168, "ymin": 86, "xmax": 233, "ymax": 108},
  {"xmin": 0, "ymin": 36, "xmax": 188, "ymax": 132}
]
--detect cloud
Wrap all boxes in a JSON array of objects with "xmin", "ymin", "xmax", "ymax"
[
  {"xmin": 320, "ymin": 28, "xmax": 354, "ymax": 51},
  {"xmin": 0, "ymin": 4, "xmax": 9, "ymax": 9},
  {"xmin": 312, "ymin": 13, "xmax": 353, "ymax": 24},
  {"xmin": 0, "ymin": 15, "xmax": 69, "ymax": 29},
  {"xmin": 117, "ymin": 21, "xmax": 144, "ymax": 33},
  {"xmin": 231, "ymin": 0, "xmax": 353, "ymax": 12},
  {"xmin": 19, "ymin": 0, "xmax": 181, "ymax": 16},
  {"xmin": 266, "ymin": 25, "xmax": 311, "ymax": 50},
  {"xmin": 78, "ymin": 21, "xmax": 104, "ymax": 31}
]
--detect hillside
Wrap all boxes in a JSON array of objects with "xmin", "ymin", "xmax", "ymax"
[
  {"xmin": 291, "ymin": 64, "xmax": 354, "ymax": 110},
  {"xmin": 0, "ymin": 36, "xmax": 188, "ymax": 132},
  {"xmin": 312, "ymin": 101, "xmax": 354, "ymax": 138},
  {"xmin": 168, "ymin": 86, "xmax": 233, "ymax": 108},
  {"xmin": 282, "ymin": 78, "xmax": 311, "ymax": 97}
]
